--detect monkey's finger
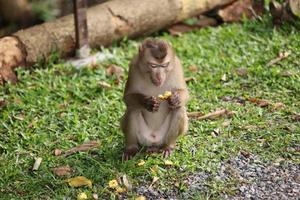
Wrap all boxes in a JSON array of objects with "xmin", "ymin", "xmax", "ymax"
[
  {"xmin": 162, "ymin": 149, "xmax": 172, "ymax": 158},
  {"xmin": 122, "ymin": 153, "xmax": 132, "ymax": 161}
]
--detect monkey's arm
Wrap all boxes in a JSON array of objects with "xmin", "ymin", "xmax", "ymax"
[
  {"xmin": 176, "ymin": 88, "xmax": 189, "ymax": 105},
  {"xmin": 123, "ymin": 93, "xmax": 146, "ymax": 107}
]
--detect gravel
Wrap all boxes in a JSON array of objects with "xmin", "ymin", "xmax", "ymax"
[{"xmin": 130, "ymin": 153, "xmax": 300, "ymax": 199}]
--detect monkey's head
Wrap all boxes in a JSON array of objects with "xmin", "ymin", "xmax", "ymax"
[{"xmin": 138, "ymin": 38, "xmax": 175, "ymax": 87}]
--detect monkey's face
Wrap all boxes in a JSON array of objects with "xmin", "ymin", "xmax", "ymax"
[
  {"xmin": 147, "ymin": 60, "xmax": 171, "ymax": 87},
  {"xmin": 139, "ymin": 39, "xmax": 174, "ymax": 87}
]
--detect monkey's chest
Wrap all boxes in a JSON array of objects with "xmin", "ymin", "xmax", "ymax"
[{"xmin": 142, "ymin": 101, "xmax": 170, "ymax": 130}]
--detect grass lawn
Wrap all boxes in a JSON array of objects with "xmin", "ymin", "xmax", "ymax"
[{"xmin": 0, "ymin": 16, "xmax": 299, "ymax": 199}]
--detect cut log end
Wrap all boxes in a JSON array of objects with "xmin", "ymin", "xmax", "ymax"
[{"xmin": 0, "ymin": 36, "xmax": 27, "ymax": 84}]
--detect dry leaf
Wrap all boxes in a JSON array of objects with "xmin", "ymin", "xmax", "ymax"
[
  {"xmin": 188, "ymin": 65, "xmax": 198, "ymax": 72},
  {"xmin": 150, "ymin": 165, "xmax": 159, "ymax": 173},
  {"xmin": 221, "ymin": 120, "xmax": 231, "ymax": 127},
  {"xmin": 14, "ymin": 115, "xmax": 25, "ymax": 121},
  {"xmin": 291, "ymin": 114, "xmax": 300, "ymax": 122},
  {"xmin": 137, "ymin": 160, "xmax": 146, "ymax": 166},
  {"xmin": 0, "ymin": 100, "xmax": 6, "ymax": 108},
  {"xmin": 52, "ymin": 166, "xmax": 73, "ymax": 176},
  {"xmin": 185, "ymin": 77, "xmax": 196, "ymax": 83},
  {"xmin": 54, "ymin": 148, "xmax": 62, "ymax": 156},
  {"xmin": 151, "ymin": 176, "xmax": 159, "ymax": 186},
  {"xmin": 97, "ymin": 81, "xmax": 112, "ymax": 89},
  {"xmin": 32, "ymin": 157, "xmax": 42, "ymax": 171},
  {"xmin": 135, "ymin": 196, "xmax": 146, "ymax": 200},
  {"xmin": 116, "ymin": 186, "xmax": 126, "ymax": 193},
  {"xmin": 273, "ymin": 102, "xmax": 285, "ymax": 110},
  {"xmin": 248, "ymin": 98, "xmax": 270, "ymax": 107},
  {"xmin": 240, "ymin": 150, "xmax": 250, "ymax": 158},
  {"xmin": 221, "ymin": 74, "xmax": 227, "ymax": 81},
  {"xmin": 77, "ymin": 192, "xmax": 88, "ymax": 200},
  {"xmin": 14, "ymin": 98, "xmax": 23, "ymax": 104},
  {"xmin": 92, "ymin": 193, "xmax": 99, "ymax": 200},
  {"xmin": 266, "ymin": 51, "xmax": 291, "ymax": 67},
  {"xmin": 108, "ymin": 179, "xmax": 119, "ymax": 189},
  {"xmin": 218, "ymin": 0, "xmax": 264, "ymax": 22},
  {"xmin": 280, "ymin": 71, "xmax": 293, "ymax": 77},
  {"xmin": 65, "ymin": 176, "xmax": 92, "ymax": 188},
  {"xmin": 62, "ymin": 140, "xmax": 99, "ymax": 157},
  {"xmin": 211, "ymin": 128, "xmax": 221, "ymax": 137},
  {"xmin": 220, "ymin": 96, "xmax": 245, "ymax": 105},
  {"xmin": 106, "ymin": 64, "xmax": 124, "ymax": 78},
  {"xmin": 187, "ymin": 111, "xmax": 204, "ymax": 118},
  {"xmin": 236, "ymin": 68, "xmax": 248, "ymax": 77},
  {"xmin": 164, "ymin": 160, "xmax": 173, "ymax": 166},
  {"xmin": 196, "ymin": 109, "xmax": 235, "ymax": 120},
  {"xmin": 122, "ymin": 174, "xmax": 132, "ymax": 191},
  {"xmin": 274, "ymin": 157, "xmax": 285, "ymax": 166}
]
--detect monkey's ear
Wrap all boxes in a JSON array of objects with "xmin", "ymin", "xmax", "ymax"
[{"xmin": 138, "ymin": 44, "xmax": 144, "ymax": 54}]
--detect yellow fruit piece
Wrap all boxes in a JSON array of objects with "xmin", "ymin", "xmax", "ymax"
[
  {"xmin": 108, "ymin": 179, "xmax": 119, "ymax": 189},
  {"xmin": 164, "ymin": 91, "xmax": 172, "ymax": 98},
  {"xmin": 77, "ymin": 192, "xmax": 88, "ymax": 200},
  {"xmin": 158, "ymin": 91, "xmax": 172, "ymax": 100},
  {"xmin": 158, "ymin": 94, "xmax": 164, "ymax": 99},
  {"xmin": 116, "ymin": 186, "xmax": 126, "ymax": 193},
  {"xmin": 137, "ymin": 160, "xmax": 146, "ymax": 166},
  {"xmin": 135, "ymin": 195, "xmax": 146, "ymax": 200},
  {"xmin": 65, "ymin": 176, "xmax": 92, "ymax": 188},
  {"xmin": 164, "ymin": 160, "xmax": 174, "ymax": 166}
]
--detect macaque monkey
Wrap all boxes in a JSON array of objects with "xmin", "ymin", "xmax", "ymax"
[{"xmin": 120, "ymin": 38, "xmax": 189, "ymax": 160}]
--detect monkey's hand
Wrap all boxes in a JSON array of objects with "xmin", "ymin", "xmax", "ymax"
[
  {"xmin": 144, "ymin": 96, "xmax": 160, "ymax": 112},
  {"xmin": 168, "ymin": 91, "xmax": 181, "ymax": 109}
]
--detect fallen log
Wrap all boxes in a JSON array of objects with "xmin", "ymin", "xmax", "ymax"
[{"xmin": 0, "ymin": 0, "xmax": 236, "ymax": 84}]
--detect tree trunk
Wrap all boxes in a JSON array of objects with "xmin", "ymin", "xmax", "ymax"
[{"xmin": 0, "ymin": 0, "xmax": 236, "ymax": 84}]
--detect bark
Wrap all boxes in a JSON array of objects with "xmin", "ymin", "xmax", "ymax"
[{"xmin": 0, "ymin": 0, "xmax": 236, "ymax": 84}]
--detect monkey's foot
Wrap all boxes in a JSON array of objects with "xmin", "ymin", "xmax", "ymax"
[
  {"xmin": 122, "ymin": 147, "xmax": 138, "ymax": 161},
  {"xmin": 146, "ymin": 146, "xmax": 160, "ymax": 154},
  {"xmin": 162, "ymin": 147, "xmax": 174, "ymax": 158}
]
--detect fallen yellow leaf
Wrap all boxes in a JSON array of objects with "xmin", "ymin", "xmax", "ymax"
[
  {"xmin": 116, "ymin": 186, "xmax": 126, "ymax": 193},
  {"xmin": 135, "ymin": 196, "xmax": 146, "ymax": 200},
  {"xmin": 150, "ymin": 165, "xmax": 159, "ymax": 173},
  {"xmin": 164, "ymin": 160, "xmax": 173, "ymax": 166},
  {"xmin": 65, "ymin": 176, "xmax": 92, "ymax": 188},
  {"xmin": 108, "ymin": 179, "xmax": 119, "ymax": 189},
  {"xmin": 137, "ymin": 160, "xmax": 146, "ymax": 166},
  {"xmin": 77, "ymin": 192, "xmax": 88, "ymax": 200}
]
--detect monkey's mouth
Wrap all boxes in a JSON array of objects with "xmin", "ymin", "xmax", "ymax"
[{"xmin": 151, "ymin": 78, "xmax": 163, "ymax": 87}]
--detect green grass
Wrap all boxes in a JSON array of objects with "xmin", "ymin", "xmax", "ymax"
[{"xmin": 1, "ymin": 16, "xmax": 300, "ymax": 199}]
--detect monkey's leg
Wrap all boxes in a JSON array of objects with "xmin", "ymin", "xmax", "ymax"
[
  {"xmin": 121, "ymin": 109, "xmax": 140, "ymax": 160},
  {"xmin": 162, "ymin": 107, "xmax": 188, "ymax": 158}
]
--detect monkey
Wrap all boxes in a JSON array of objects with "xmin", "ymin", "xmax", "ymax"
[{"xmin": 120, "ymin": 38, "xmax": 189, "ymax": 160}]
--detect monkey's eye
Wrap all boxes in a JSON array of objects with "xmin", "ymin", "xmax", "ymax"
[
  {"xmin": 161, "ymin": 62, "xmax": 169, "ymax": 68},
  {"xmin": 149, "ymin": 63, "xmax": 158, "ymax": 68}
]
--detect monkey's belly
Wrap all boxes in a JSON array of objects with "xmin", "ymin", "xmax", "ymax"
[{"xmin": 137, "ymin": 104, "xmax": 170, "ymax": 146}]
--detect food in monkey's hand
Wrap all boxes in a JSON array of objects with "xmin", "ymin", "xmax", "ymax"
[{"xmin": 158, "ymin": 91, "xmax": 172, "ymax": 100}]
